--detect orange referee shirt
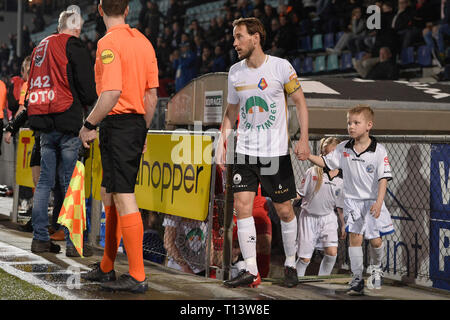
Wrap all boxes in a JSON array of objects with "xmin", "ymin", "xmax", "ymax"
[
  {"xmin": 19, "ymin": 81, "xmax": 28, "ymax": 106},
  {"xmin": 95, "ymin": 24, "xmax": 159, "ymax": 115},
  {"xmin": 0, "ymin": 80, "xmax": 7, "ymax": 119}
]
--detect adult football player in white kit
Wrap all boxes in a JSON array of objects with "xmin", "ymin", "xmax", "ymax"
[
  {"xmin": 307, "ymin": 105, "xmax": 394, "ymax": 295},
  {"xmin": 216, "ymin": 17, "xmax": 310, "ymax": 288},
  {"xmin": 296, "ymin": 137, "xmax": 345, "ymax": 277}
]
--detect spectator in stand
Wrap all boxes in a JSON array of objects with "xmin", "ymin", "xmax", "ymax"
[
  {"xmin": 199, "ymin": 46, "xmax": 214, "ymax": 75},
  {"xmin": 206, "ymin": 17, "xmax": 221, "ymax": 44},
  {"xmin": 392, "ymin": 0, "xmax": 415, "ymax": 51},
  {"xmin": 171, "ymin": 21, "xmax": 183, "ymax": 50},
  {"xmin": 31, "ymin": 5, "xmax": 46, "ymax": 33},
  {"xmin": 279, "ymin": 13, "xmax": 296, "ymax": 53},
  {"xmin": 353, "ymin": 47, "xmax": 399, "ymax": 79},
  {"xmin": 188, "ymin": 19, "xmax": 205, "ymax": 40},
  {"xmin": 403, "ymin": 0, "xmax": 440, "ymax": 51},
  {"xmin": 162, "ymin": 25, "xmax": 174, "ymax": 47},
  {"xmin": 262, "ymin": 4, "xmax": 277, "ymax": 31},
  {"xmin": 139, "ymin": 1, "xmax": 162, "ymax": 46},
  {"xmin": 172, "ymin": 41, "xmax": 197, "ymax": 92},
  {"xmin": 423, "ymin": 0, "xmax": 450, "ymax": 66},
  {"xmin": 237, "ymin": 0, "xmax": 254, "ymax": 18},
  {"xmin": 328, "ymin": 7, "xmax": 366, "ymax": 54},
  {"xmin": 166, "ymin": 0, "xmax": 186, "ymax": 27},
  {"xmin": 193, "ymin": 35, "xmax": 205, "ymax": 70},
  {"xmin": 212, "ymin": 45, "xmax": 227, "ymax": 72}
]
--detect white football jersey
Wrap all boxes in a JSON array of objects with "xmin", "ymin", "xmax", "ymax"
[
  {"xmin": 227, "ymin": 55, "xmax": 301, "ymax": 157},
  {"xmin": 298, "ymin": 166, "xmax": 343, "ymax": 216},
  {"xmin": 322, "ymin": 137, "xmax": 392, "ymax": 200}
]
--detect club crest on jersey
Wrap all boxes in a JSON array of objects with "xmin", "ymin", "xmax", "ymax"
[
  {"xmin": 258, "ymin": 78, "xmax": 268, "ymax": 90},
  {"xmin": 233, "ymin": 173, "xmax": 242, "ymax": 185},
  {"xmin": 34, "ymin": 39, "xmax": 49, "ymax": 67},
  {"xmin": 366, "ymin": 164, "xmax": 375, "ymax": 173}
]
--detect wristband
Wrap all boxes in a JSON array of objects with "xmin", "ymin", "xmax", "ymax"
[{"xmin": 83, "ymin": 120, "xmax": 97, "ymax": 130}]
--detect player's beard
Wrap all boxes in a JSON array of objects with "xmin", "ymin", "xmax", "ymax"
[{"xmin": 238, "ymin": 42, "xmax": 255, "ymax": 61}]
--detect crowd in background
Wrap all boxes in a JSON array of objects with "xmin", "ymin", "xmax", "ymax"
[{"xmin": 0, "ymin": 0, "xmax": 448, "ymax": 99}]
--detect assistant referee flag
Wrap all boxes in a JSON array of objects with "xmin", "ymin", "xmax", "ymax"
[{"xmin": 57, "ymin": 161, "xmax": 87, "ymax": 257}]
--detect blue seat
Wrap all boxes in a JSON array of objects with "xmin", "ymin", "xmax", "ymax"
[
  {"xmin": 312, "ymin": 34, "xmax": 323, "ymax": 51},
  {"xmin": 299, "ymin": 36, "xmax": 312, "ymax": 52},
  {"xmin": 301, "ymin": 56, "xmax": 313, "ymax": 74},
  {"xmin": 327, "ymin": 54, "xmax": 339, "ymax": 71},
  {"xmin": 324, "ymin": 33, "xmax": 335, "ymax": 49},
  {"xmin": 356, "ymin": 51, "xmax": 366, "ymax": 60},
  {"xmin": 292, "ymin": 57, "xmax": 302, "ymax": 74},
  {"xmin": 335, "ymin": 31, "xmax": 344, "ymax": 43},
  {"xmin": 340, "ymin": 52, "xmax": 353, "ymax": 70},
  {"xmin": 400, "ymin": 47, "xmax": 414, "ymax": 65},
  {"xmin": 313, "ymin": 55, "xmax": 326, "ymax": 73},
  {"xmin": 417, "ymin": 45, "xmax": 431, "ymax": 66}
]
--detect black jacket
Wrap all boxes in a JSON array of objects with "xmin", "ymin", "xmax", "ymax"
[{"xmin": 28, "ymin": 36, "xmax": 97, "ymax": 135}]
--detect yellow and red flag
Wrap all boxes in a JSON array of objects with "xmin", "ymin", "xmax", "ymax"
[{"xmin": 57, "ymin": 161, "xmax": 86, "ymax": 257}]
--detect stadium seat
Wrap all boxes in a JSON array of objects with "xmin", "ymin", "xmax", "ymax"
[
  {"xmin": 301, "ymin": 56, "xmax": 313, "ymax": 74},
  {"xmin": 324, "ymin": 33, "xmax": 335, "ymax": 49},
  {"xmin": 400, "ymin": 47, "xmax": 414, "ymax": 65},
  {"xmin": 355, "ymin": 51, "xmax": 366, "ymax": 60},
  {"xmin": 335, "ymin": 32, "xmax": 344, "ymax": 43},
  {"xmin": 327, "ymin": 54, "xmax": 339, "ymax": 71},
  {"xmin": 299, "ymin": 36, "xmax": 312, "ymax": 52},
  {"xmin": 292, "ymin": 57, "xmax": 302, "ymax": 74},
  {"xmin": 340, "ymin": 52, "xmax": 353, "ymax": 70},
  {"xmin": 312, "ymin": 34, "xmax": 323, "ymax": 51},
  {"xmin": 314, "ymin": 56, "xmax": 326, "ymax": 73},
  {"xmin": 417, "ymin": 45, "xmax": 431, "ymax": 66}
]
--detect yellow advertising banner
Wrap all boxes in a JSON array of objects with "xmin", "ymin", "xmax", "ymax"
[
  {"xmin": 91, "ymin": 133, "xmax": 213, "ymax": 221},
  {"xmin": 16, "ymin": 129, "xmax": 35, "ymax": 188}
]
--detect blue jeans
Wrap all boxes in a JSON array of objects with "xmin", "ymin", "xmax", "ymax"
[
  {"xmin": 32, "ymin": 131, "xmax": 81, "ymax": 247},
  {"xmin": 438, "ymin": 23, "xmax": 450, "ymax": 54}
]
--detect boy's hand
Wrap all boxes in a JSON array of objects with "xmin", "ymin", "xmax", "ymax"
[
  {"xmin": 370, "ymin": 201, "xmax": 383, "ymax": 219},
  {"xmin": 339, "ymin": 225, "xmax": 347, "ymax": 240}
]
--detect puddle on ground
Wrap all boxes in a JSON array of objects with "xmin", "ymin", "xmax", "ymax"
[
  {"xmin": 13, "ymin": 263, "xmax": 64, "ymax": 273},
  {"xmin": 0, "ymin": 255, "xmax": 37, "ymax": 263}
]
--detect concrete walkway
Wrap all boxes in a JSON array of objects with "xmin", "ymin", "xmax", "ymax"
[{"xmin": 0, "ymin": 196, "xmax": 449, "ymax": 301}]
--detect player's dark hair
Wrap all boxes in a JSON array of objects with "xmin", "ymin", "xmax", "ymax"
[
  {"xmin": 101, "ymin": 0, "xmax": 129, "ymax": 16},
  {"xmin": 232, "ymin": 17, "xmax": 266, "ymax": 47}
]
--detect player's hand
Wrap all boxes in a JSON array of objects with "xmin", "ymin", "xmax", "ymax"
[
  {"xmin": 4, "ymin": 131, "xmax": 12, "ymax": 144},
  {"xmin": 370, "ymin": 201, "xmax": 382, "ymax": 219},
  {"xmin": 339, "ymin": 226, "xmax": 347, "ymax": 240},
  {"xmin": 294, "ymin": 138, "xmax": 310, "ymax": 161},
  {"xmin": 79, "ymin": 126, "xmax": 97, "ymax": 149},
  {"xmin": 142, "ymin": 137, "xmax": 147, "ymax": 154}
]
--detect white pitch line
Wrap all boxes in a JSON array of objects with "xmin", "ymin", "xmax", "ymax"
[{"xmin": 0, "ymin": 241, "xmax": 81, "ymax": 300}]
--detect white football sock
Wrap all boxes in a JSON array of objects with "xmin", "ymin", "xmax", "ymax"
[
  {"xmin": 348, "ymin": 246, "xmax": 364, "ymax": 278},
  {"xmin": 237, "ymin": 216, "xmax": 258, "ymax": 276},
  {"xmin": 370, "ymin": 243, "xmax": 384, "ymax": 268},
  {"xmin": 296, "ymin": 259, "xmax": 310, "ymax": 277},
  {"xmin": 281, "ymin": 217, "xmax": 297, "ymax": 267},
  {"xmin": 318, "ymin": 254, "xmax": 337, "ymax": 276}
]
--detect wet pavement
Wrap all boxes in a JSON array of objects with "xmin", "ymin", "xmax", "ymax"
[{"xmin": 0, "ymin": 196, "xmax": 450, "ymax": 301}]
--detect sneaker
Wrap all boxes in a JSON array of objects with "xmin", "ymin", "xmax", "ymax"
[
  {"xmin": 367, "ymin": 265, "xmax": 383, "ymax": 289},
  {"xmin": 100, "ymin": 273, "xmax": 148, "ymax": 293},
  {"xmin": 66, "ymin": 244, "xmax": 93, "ymax": 257},
  {"xmin": 346, "ymin": 274, "xmax": 364, "ymax": 296},
  {"xmin": 284, "ymin": 266, "xmax": 299, "ymax": 288},
  {"xmin": 31, "ymin": 239, "xmax": 61, "ymax": 254},
  {"xmin": 223, "ymin": 270, "xmax": 261, "ymax": 288},
  {"xmin": 82, "ymin": 262, "xmax": 116, "ymax": 283}
]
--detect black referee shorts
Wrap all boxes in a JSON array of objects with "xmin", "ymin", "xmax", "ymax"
[
  {"xmin": 99, "ymin": 113, "xmax": 147, "ymax": 194},
  {"xmin": 231, "ymin": 153, "xmax": 297, "ymax": 203},
  {"xmin": 30, "ymin": 133, "xmax": 41, "ymax": 167}
]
